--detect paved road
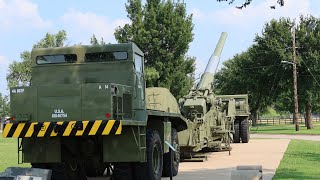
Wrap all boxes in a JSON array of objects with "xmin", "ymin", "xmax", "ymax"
[
  {"xmin": 163, "ymin": 139, "xmax": 290, "ymax": 180},
  {"xmin": 251, "ymin": 134, "xmax": 320, "ymax": 141}
]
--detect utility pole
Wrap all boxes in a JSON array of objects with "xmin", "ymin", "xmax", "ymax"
[{"xmin": 292, "ymin": 28, "xmax": 299, "ymax": 131}]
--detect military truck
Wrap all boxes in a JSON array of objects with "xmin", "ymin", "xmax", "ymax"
[
  {"xmin": 178, "ymin": 33, "xmax": 250, "ymax": 159},
  {"xmin": 2, "ymin": 43, "xmax": 188, "ymax": 180},
  {"xmin": 216, "ymin": 94, "xmax": 250, "ymax": 143}
]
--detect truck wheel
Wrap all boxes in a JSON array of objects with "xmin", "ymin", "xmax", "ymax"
[
  {"xmin": 240, "ymin": 119, "xmax": 250, "ymax": 143},
  {"xmin": 146, "ymin": 130, "xmax": 163, "ymax": 180},
  {"xmin": 132, "ymin": 130, "xmax": 163, "ymax": 180},
  {"xmin": 162, "ymin": 128, "xmax": 180, "ymax": 177},
  {"xmin": 113, "ymin": 163, "xmax": 133, "ymax": 180},
  {"xmin": 233, "ymin": 119, "xmax": 240, "ymax": 143}
]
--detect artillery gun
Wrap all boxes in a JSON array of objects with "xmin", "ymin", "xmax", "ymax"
[{"xmin": 178, "ymin": 32, "xmax": 238, "ymax": 158}]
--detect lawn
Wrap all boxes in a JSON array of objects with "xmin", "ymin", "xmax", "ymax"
[
  {"xmin": 273, "ymin": 140, "xmax": 320, "ymax": 179},
  {"xmin": 250, "ymin": 122, "xmax": 320, "ymax": 135},
  {"xmin": 0, "ymin": 133, "xmax": 30, "ymax": 172}
]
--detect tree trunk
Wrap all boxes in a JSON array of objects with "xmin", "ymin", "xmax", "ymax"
[
  {"xmin": 292, "ymin": 113, "xmax": 295, "ymax": 124},
  {"xmin": 251, "ymin": 110, "xmax": 258, "ymax": 127},
  {"xmin": 305, "ymin": 101, "xmax": 313, "ymax": 129}
]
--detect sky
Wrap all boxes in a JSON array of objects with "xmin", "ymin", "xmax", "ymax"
[{"xmin": 0, "ymin": 0, "xmax": 319, "ymax": 96}]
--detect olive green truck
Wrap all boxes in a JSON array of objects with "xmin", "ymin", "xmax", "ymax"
[
  {"xmin": 2, "ymin": 43, "xmax": 188, "ymax": 180},
  {"xmin": 1, "ymin": 33, "xmax": 249, "ymax": 180}
]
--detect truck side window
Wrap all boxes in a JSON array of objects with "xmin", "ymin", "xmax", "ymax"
[
  {"xmin": 85, "ymin": 52, "xmax": 128, "ymax": 62},
  {"xmin": 134, "ymin": 54, "xmax": 143, "ymax": 73},
  {"xmin": 36, "ymin": 54, "xmax": 77, "ymax": 64}
]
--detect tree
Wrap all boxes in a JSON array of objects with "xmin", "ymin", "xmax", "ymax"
[
  {"xmin": 115, "ymin": 0, "xmax": 196, "ymax": 99},
  {"xmin": 215, "ymin": 18, "xmax": 293, "ymax": 126},
  {"xmin": 269, "ymin": 16, "xmax": 320, "ymax": 129},
  {"xmin": 33, "ymin": 30, "xmax": 67, "ymax": 48},
  {"xmin": 90, "ymin": 34, "xmax": 106, "ymax": 45},
  {"xmin": 7, "ymin": 30, "xmax": 68, "ymax": 88},
  {"xmin": 217, "ymin": 0, "xmax": 285, "ymax": 9},
  {"xmin": 7, "ymin": 51, "xmax": 32, "ymax": 87},
  {"xmin": 0, "ymin": 93, "xmax": 10, "ymax": 119},
  {"xmin": 215, "ymin": 16, "xmax": 320, "ymax": 129},
  {"xmin": 293, "ymin": 15, "xmax": 320, "ymax": 129}
]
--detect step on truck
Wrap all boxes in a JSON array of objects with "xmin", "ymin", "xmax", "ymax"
[{"xmin": 1, "ymin": 43, "xmax": 188, "ymax": 180}]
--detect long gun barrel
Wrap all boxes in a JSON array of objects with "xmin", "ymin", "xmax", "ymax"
[{"xmin": 197, "ymin": 32, "xmax": 228, "ymax": 90}]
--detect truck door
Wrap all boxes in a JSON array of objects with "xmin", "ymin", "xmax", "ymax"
[{"xmin": 134, "ymin": 53, "xmax": 145, "ymax": 109}]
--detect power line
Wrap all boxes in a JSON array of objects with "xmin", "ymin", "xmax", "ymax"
[
  {"xmin": 300, "ymin": 60, "xmax": 320, "ymax": 88},
  {"xmin": 242, "ymin": 64, "xmax": 281, "ymax": 70}
]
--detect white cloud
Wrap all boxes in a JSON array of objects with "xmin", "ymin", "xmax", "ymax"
[
  {"xmin": 61, "ymin": 9, "xmax": 129, "ymax": 44},
  {"xmin": 0, "ymin": 0, "xmax": 51, "ymax": 30}
]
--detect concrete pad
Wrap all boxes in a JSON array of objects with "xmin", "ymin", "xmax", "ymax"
[
  {"xmin": 0, "ymin": 167, "xmax": 51, "ymax": 180},
  {"xmin": 237, "ymin": 165, "xmax": 262, "ymax": 172},
  {"xmin": 231, "ymin": 170, "xmax": 262, "ymax": 180},
  {"xmin": 163, "ymin": 139, "xmax": 290, "ymax": 180}
]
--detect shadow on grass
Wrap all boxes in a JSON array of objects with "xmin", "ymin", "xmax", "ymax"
[
  {"xmin": 288, "ymin": 151, "xmax": 320, "ymax": 163},
  {"xmin": 273, "ymin": 168, "xmax": 319, "ymax": 180}
]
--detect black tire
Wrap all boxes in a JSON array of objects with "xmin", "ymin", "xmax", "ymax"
[
  {"xmin": 85, "ymin": 157, "xmax": 106, "ymax": 177},
  {"xmin": 162, "ymin": 128, "xmax": 180, "ymax": 177},
  {"xmin": 240, "ymin": 119, "xmax": 250, "ymax": 143},
  {"xmin": 116, "ymin": 130, "xmax": 163, "ymax": 180},
  {"xmin": 113, "ymin": 163, "xmax": 133, "ymax": 180},
  {"xmin": 233, "ymin": 119, "xmax": 240, "ymax": 143},
  {"xmin": 147, "ymin": 130, "xmax": 163, "ymax": 180}
]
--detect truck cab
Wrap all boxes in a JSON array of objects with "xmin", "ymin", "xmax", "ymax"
[{"xmin": 10, "ymin": 43, "xmax": 145, "ymax": 123}]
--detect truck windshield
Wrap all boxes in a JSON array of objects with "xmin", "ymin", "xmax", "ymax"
[
  {"xmin": 36, "ymin": 54, "xmax": 77, "ymax": 64},
  {"xmin": 85, "ymin": 52, "xmax": 128, "ymax": 62}
]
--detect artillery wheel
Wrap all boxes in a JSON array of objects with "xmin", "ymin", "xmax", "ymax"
[
  {"xmin": 163, "ymin": 128, "xmax": 180, "ymax": 177},
  {"xmin": 233, "ymin": 119, "xmax": 240, "ymax": 143},
  {"xmin": 240, "ymin": 119, "xmax": 250, "ymax": 143}
]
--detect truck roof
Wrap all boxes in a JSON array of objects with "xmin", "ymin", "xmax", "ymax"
[{"xmin": 31, "ymin": 43, "xmax": 144, "ymax": 66}]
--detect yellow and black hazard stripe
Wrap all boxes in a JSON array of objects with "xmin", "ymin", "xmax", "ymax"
[{"xmin": 2, "ymin": 120, "xmax": 122, "ymax": 138}]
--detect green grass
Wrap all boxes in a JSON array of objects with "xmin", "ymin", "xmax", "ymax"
[
  {"xmin": 250, "ymin": 122, "xmax": 320, "ymax": 135},
  {"xmin": 0, "ymin": 133, "xmax": 30, "ymax": 172},
  {"xmin": 273, "ymin": 140, "xmax": 320, "ymax": 180}
]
